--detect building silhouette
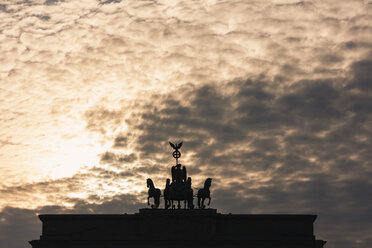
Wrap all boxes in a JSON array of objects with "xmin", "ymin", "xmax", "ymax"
[
  {"xmin": 30, "ymin": 142, "xmax": 326, "ymax": 247},
  {"xmin": 29, "ymin": 209, "xmax": 326, "ymax": 247}
]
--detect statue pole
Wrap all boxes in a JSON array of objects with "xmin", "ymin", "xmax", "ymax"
[{"xmin": 169, "ymin": 141, "xmax": 182, "ymax": 165}]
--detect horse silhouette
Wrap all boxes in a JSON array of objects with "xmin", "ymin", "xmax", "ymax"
[
  {"xmin": 197, "ymin": 178, "xmax": 212, "ymax": 209},
  {"xmin": 147, "ymin": 178, "xmax": 161, "ymax": 209}
]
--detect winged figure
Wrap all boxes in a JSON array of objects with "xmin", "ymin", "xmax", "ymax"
[
  {"xmin": 169, "ymin": 141, "xmax": 183, "ymax": 150},
  {"xmin": 169, "ymin": 142, "xmax": 176, "ymax": 149}
]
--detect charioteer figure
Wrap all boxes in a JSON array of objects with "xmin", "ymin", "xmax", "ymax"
[
  {"xmin": 171, "ymin": 163, "xmax": 186, "ymax": 183},
  {"xmin": 164, "ymin": 141, "xmax": 193, "ymax": 209}
]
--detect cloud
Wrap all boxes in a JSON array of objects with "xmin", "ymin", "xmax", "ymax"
[
  {"xmin": 44, "ymin": 0, "xmax": 64, "ymax": 5},
  {"xmin": 99, "ymin": 0, "xmax": 121, "ymax": 5},
  {"xmin": 99, "ymin": 151, "xmax": 137, "ymax": 166},
  {"xmin": 1, "ymin": 0, "xmax": 372, "ymax": 248},
  {"xmin": 1, "ymin": 57, "xmax": 372, "ymax": 247},
  {"xmin": 85, "ymin": 107, "xmax": 124, "ymax": 135},
  {"xmin": 113, "ymin": 135, "xmax": 128, "ymax": 148},
  {"xmin": 0, "ymin": 165, "xmax": 148, "ymax": 210},
  {"xmin": 349, "ymin": 58, "xmax": 372, "ymax": 90},
  {"xmin": 81, "ymin": 56, "xmax": 372, "ymax": 248}
]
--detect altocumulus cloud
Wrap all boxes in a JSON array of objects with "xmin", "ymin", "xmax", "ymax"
[
  {"xmin": 92, "ymin": 57, "xmax": 372, "ymax": 248},
  {"xmin": 0, "ymin": 1, "xmax": 372, "ymax": 248},
  {"xmin": 1, "ymin": 56, "xmax": 371, "ymax": 248}
]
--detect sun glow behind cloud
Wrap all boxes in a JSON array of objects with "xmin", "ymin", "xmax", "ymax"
[{"xmin": 0, "ymin": 0, "xmax": 369, "ymax": 196}]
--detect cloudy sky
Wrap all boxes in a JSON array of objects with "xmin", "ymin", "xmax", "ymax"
[{"xmin": 0, "ymin": 0, "xmax": 372, "ymax": 247}]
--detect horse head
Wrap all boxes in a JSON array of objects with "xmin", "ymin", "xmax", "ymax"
[
  {"xmin": 186, "ymin": 177, "xmax": 192, "ymax": 187},
  {"xmin": 147, "ymin": 178, "xmax": 153, "ymax": 188},
  {"xmin": 165, "ymin": 178, "xmax": 170, "ymax": 188},
  {"xmin": 204, "ymin": 178, "xmax": 212, "ymax": 189}
]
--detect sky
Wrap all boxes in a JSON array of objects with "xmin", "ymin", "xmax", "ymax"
[{"xmin": 0, "ymin": 0, "xmax": 371, "ymax": 247}]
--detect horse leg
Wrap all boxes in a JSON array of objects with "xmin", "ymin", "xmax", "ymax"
[
  {"xmin": 147, "ymin": 196, "xmax": 150, "ymax": 206},
  {"xmin": 177, "ymin": 200, "xmax": 181, "ymax": 209},
  {"xmin": 208, "ymin": 196, "xmax": 211, "ymax": 206},
  {"xmin": 188, "ymin": 194, "xmax": 193, "ymax": 209},
  {"xmin": 202, "ymin": 198, "xmax": 206, "ymax": 209}
]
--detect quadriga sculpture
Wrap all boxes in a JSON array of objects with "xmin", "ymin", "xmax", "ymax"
[{"xmin": 146, "ymin": 141, "xmax": 212, "ymax": 209}]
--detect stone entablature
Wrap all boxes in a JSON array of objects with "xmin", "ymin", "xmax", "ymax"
[{"xmin": 30, "ymin": 209, "xmax": 326, "ymax": 248}]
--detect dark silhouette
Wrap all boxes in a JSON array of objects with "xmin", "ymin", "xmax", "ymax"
[
  {"xmin": 30, "ymin": 212, "xmax": 326, "ymax": 248},
  {"xmin": 197, "ymin": 178, "xmax": 212, "ymax": 209},
  {"xmin": 163, "ymin": 171, "xmax": 194, "ymax": 209},
  {"xmin": 163, "ymin": 178, "xmax": 171, "ymax": 209},
  {"xmin": 185, "ymin": 177, "xmax": 194, "ymax": 209},
  {"xmin": 146, "ymin": 178, "xmax": 160, "ymax": 209},
  {"xmin": 29, "ymin": 141, "xmax": 326, "ymax": 248},
  {"xmin": 171, "ymin": 163, "xmax": 187, "ymax": 183},
  {"xmin": 162, "ymin": 141, "xmax": 196, "ymax": 209},
  {"xmin": 169, "ymin": 141, "xmax": 182, "ymax": 164}
]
